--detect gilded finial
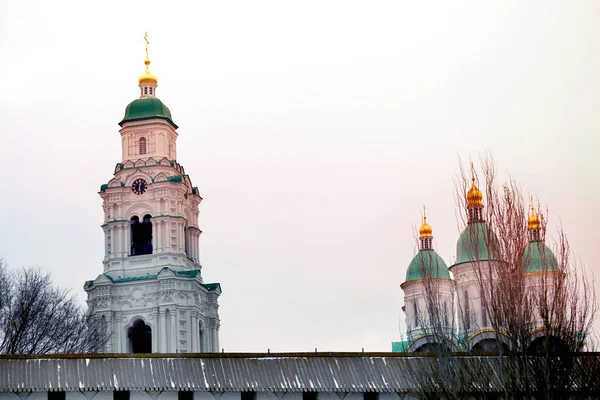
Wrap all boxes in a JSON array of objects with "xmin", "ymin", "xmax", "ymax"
[
  {"xmin": 419, "ymin": 206, "xmax": 433, "ymax": 238},
  {"xmin": 138, "ymin": 32, "xmax": 158, "ymax": 86},
  {"xmin": 466, "ymin": 174, "xmax": 483, "ymax": 208},
  {"xmin": 528, "ymin": 204, "xmax": 540, "ymax": 230}
]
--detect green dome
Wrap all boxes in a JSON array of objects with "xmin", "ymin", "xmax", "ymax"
[
  {"xmin": 405, "ymin": 249, "xmax": 450, "ymax": 282},
  {"xmin": 119, "ymin": 98, "xmax": 177, "ymax": 128},
  {"xmin": 523, "ymin": 241, "xmax": 558, "ymax": 273},
  {"xmin": 454, "ymin": 221, "xmax": 501, "ymax": 265}
]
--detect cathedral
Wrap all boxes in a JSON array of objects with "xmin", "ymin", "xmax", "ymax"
[
  {"xmin": 83, "ymin": 37, "xmax": 221, "ymax": 354},
  {"xmin": 393, "ymin": 178, "xmax": 563, "ymax": 353},
  {"xmin": 0, "ymin": 35, "xmax": 597, "ymax": 399}
]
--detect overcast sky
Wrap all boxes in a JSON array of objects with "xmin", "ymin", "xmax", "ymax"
[{"xmin": 0, "ymin": 1, "xmax": 599, "ymax": 352}]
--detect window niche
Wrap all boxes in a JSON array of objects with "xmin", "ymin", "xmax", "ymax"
[
  {"xmin": 130, "ymin": 215, "xmax": 153, "ymax": 256},
  {"xmin": 127, "ymin": 319, "xmax": 152, "ymax": 353},
  {"xmin": 139, "ymin": 137, "xmax": 147, "ymax": 155}
]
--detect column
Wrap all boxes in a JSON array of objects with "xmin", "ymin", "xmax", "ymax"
[
  {"xmin": 195, "ymin": 230, "xmax": 199, "ymax": 262},
  {"xmin": 152, "ymin": 309, "xmax": 158, "ymax": 353},
  {"xmin": 115, "ymin": 225, "xmax": 121, "ymax": 257},
  {"xmin": 205, "ymin": 321, "xmax": 212, "ymax": 352},
  {"xmin": 171, "ymin": 308, "xmax": 178, "ymax": 352},
  {"xmin": 152, "ymin": 219, "xmax": 157, "ymax": 254},
  {"xmin": 190, "ymin": 313, "xmax": 197, "ymax": 352},
  {"xmin": 104, "ymin": 227, "xmax": 109, "ymax": 260},
  {"xmin": 159, "ymin": 308, "xmax": 166, "ymax": 353},
  {"xmin": 210, "ymin": 320, "xmax": 219, "ymax": 353},
  {"xmin": 191, "ymin": 230, "xmax": 196, "ymax": 261},
  {"xmin": 157, "ymin": 220, "xmax": 162, "ymax": 252},
  {"xmin": 123, "ymin": 222, "xmax": 129, "ymax": 256},
  {"xmin": 215, "ymin": 323, "xmax": 220, "ymax": 353},
  {"xmin": 181, "ymin": 223, "xmax": 186, "ymax": 253},
  {"xmin": 177, "ymin": 222, "xmax": 182, "ymax": 252},
  {"xmin": 114, "ymin": 311, "xmax": 122, "ymax": 353},
  {"xmin": 164, "ymin": 220, "xmax": 169, "ymax": 252}
]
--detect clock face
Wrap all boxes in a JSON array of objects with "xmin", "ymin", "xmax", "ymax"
[{"xmin": 131, "ymin": 178, "xmax": 147, "ymax": 195}]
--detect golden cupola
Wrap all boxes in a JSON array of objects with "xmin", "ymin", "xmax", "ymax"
[
  {"xmin": 138, "ymin": 57, "xmax": 158, "ymax": 86},
  {"xmin": 138, "ymin": 32, "xmax": 158, "ymax": 99},
  {"xmin": 419, "ymin": 209, "xmax": 434, "ymax": 250},
  {"xmin": 419, "ymin": 215, "xmax": 433, "ymax": 238},
  {"xmin": 527, "ymin": 206, "xmax": 541, "ymax": 230},
  {"xmin": 527, "ymin": 205, "xmax": 542, "ymax": 242},
  {"xmin": 466, "ymin": 176, "xmax": 483, "ymax": 208}
]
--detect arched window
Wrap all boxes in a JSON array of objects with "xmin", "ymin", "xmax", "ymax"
[
  {"xmin": 139, "ymin": 137, "xmax": 147, "ymax": 155},
  {"xmin": 127, "ymin": 319, "xmax": 152, "ymax": 353},
  {"xmin": 130, "ymin": 215, "xmax": 152, "ymax": 256}
]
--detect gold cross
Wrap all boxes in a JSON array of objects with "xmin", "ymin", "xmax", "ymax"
[{"xmin": 144, "ymin": 31, "xmax": 150, "ymax": 58}]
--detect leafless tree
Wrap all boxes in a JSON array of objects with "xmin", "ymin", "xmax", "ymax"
[
  {"xmin": 0, "ymin": 261, "xmax": 109, "ymax": 354},
  {"xmin": 405, "ymin": 154, "xmax": 598, "ymax": 399}
]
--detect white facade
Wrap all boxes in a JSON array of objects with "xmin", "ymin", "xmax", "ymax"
[{"xmin": 84, "ymin": 55, "xmax": 221, "ymax": 354}]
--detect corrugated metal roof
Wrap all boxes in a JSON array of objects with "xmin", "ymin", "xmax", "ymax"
[{"xmin": 0, "ymin": 353, "xmax": 598, "ymax": 393}]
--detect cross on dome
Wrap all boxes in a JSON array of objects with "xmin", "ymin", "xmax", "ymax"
[{"xmin": 138, "ymin": 31, "xmax": 158, "ymax": 98}]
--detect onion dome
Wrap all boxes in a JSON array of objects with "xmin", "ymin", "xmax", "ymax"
[
  {"xmin": 138, "ymin": 57, "xmax": 158, "ymax": 85},
  {"xmin": 523, "ymin": 205, "xmax": 557, "ymax": 273},
  {"xmin": 454, "ymin": 221, "xmax": 501, "ymax": 266},
  {"xmin": 419, "ymin": 215, "xmax": 433, "ymax": 238},
  {"xmin": 522, "ymin": 241, "xmax": 558, "ymax": 273},
  {"xmin": 404, "ymin": 211, "xmax": 450, "ymax": 283},
  {"xmin": 467, "ymin": 177, "xmax": 483, "ymax": 208},
  {"xmin": 528, "ymin": 206, "xmax": 541, "ymax": 230},
  {"xmin": 405, "ymin": 251, "xmax": 450, "ymax": 282},
  {"xmin": 119, "ymin": 98, "xmax": 177, "ymax": 128}
]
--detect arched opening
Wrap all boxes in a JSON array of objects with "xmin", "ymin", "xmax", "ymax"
[
  {"xmin": 130, "ymin": 215, "xmax": 152, "ymax": 256},
  {"xmin": 527, "ymin": 335, "xmax": 570, "ymax": 355},
  {"xmin": 127, "ymin": 319, "xmax": 152, "ymax": 353},
  {"xmin": 471, "ymin": 338, "xmax": 509, "ymax": 353},
  {"xmin": 413, "ymin": 342, "xmax": 452, "ymax": 353},
  {"xmin": 139, "ymin": 137, "xmax": 147, "ymax": 155}
]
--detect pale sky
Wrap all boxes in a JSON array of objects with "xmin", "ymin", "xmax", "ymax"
[{"xmin": 0, "ymin": 1, "xmax": 599, "ymax": 352}]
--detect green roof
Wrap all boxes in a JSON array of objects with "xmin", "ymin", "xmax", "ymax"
[
  {"xmin": 167, "ymin": 175, "xmax": 183, "ymax": 183},
  {"xmin": 454, "ymin": 221, "xmax": 501, "ymax": 266},
  {"xmin": 392, "ymin": 341, "xmax": 410, "ymax": 352},
  {"xmin": 522, "ymin": 241, "xmax": 558, "ymax": 273},
  {"xmin": 92, "ymin": 268, "xmax": 221, "ymax": 292},
  {"xmin": 119, "ymin": 98, "xmax": 178, "ymax": 128},
  {"xmin": 405, "ymin": 249, "xmax": 450, "ymax": 282}
]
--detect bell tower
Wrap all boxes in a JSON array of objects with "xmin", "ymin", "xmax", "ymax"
[{"xmin": 84, "ymin": 34, "xmax": 222, "ymax": 354}]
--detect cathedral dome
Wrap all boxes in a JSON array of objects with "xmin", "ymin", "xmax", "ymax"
[
  {"xmin": 454, "ymin": 221, "xmax": 501, "ymax": 265},
  {"xmin": 405, "ymin": 250, "xmax": 450, "ymax": 282},
  {"xmin": 119, "ymin": 98, "xmax": 177, "ymax": 128},
  {"xmin": 522, "ymin": 241, "xmax": 558, "ymax": 273}
]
